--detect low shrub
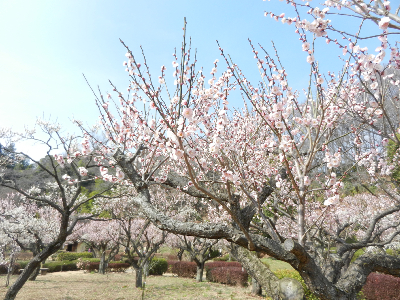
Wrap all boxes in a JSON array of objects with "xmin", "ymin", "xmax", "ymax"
[
  {"xmin": 84, "ymin": 262, "xmax": 100, "ymax": 271},
  {"xmin": 206, "ymin": 261, "xmax": 242, "ymax": 270},
  {"xmin": 57, "ymin": 252, "xmax": 93, "ymax": 261},
  {"xmin": 170, "ymin": 261, "xmax": 197, "ymax": 278},
  {"xmin": 361, "ymin": 272, "xmax": 400, "ymax": 300},
  {"xmin": 113, "ymin": 253, "xmax": 125, "ymax": 261},
  {"xmin": 43, "ymin": 261, "xmax": 79, "ymax": 272},
  {"xmin": 79, "ymin": 261, "xmax": 130, "ymax": 272},
  {"xmin": 167, "ymin": 260, "xmax": 178, "ymax": 273},
  {"xmin": 0, "ymin": 263, "xmax": 21, "ymax": 275},
  {"xmin": 206, "ymin": 266, "xmax": 248, "ymax": 287},
  {"xmin": 107, "ymin": 263, "xmax": 130, "ymax": 272},
  {"xmin": 149, "ymin": 257, "xmax": 168, "ymax": 275},
  {"xmin": 80, "ymin": 258, "xmax": 100, "ymax": 263},
  {"xmin": 16, "ymin": 261, "xmax": 29, "ymax": 269}
]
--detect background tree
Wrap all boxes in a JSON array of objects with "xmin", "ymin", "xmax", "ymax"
[
  {"xmin": 0, "ymin": 120, "xmax": 114, "ymax": 300},
  {"xmin": 70, "ymin": 219, "xmax": 121, "ymax": 274},
  {"xmin": 171, "ymin": 235, "xmax": 220, "ymax": 282}
]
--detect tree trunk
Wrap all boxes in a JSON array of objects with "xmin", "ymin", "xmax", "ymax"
[
  {"xmin": 196, "ymin": 262, "xmax": 204, "ymax": 282},
  {"xmin": 4, "ymin": 240, "xmax": 63, "ymax": 300},
  {"xmin": 177, "ymin": 248, "xmax": 184, "ymax": 261},
  {"xmin": 252, "ymin": 277, "xmax": 262, "ymax": 296},
  {"xmin": 28, "ymin": 266, "xmax": 40, "ymax": 281},
  {"xmin": 135, "ymin": 268, "xmax": 143, "ymax": 288},
  {"xmin": 5, "ymin": 253, "xmax": 16, "ymax": 287},
  {"xmin": 229, "ymin": 244, "xmax": 281, "ymax": 299},
  {"xmin": 99, "ymin": 251, "xmax": 108, "ymax": 275}
]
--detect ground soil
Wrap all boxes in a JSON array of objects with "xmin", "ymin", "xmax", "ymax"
[{"xmin": 0, "ymin": 270, "xmax": 263, "ymax": 300}]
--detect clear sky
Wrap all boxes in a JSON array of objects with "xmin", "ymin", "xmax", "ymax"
[{"xmin": 0, "ymin": 0, "xmax": 388, "ymax": 160}]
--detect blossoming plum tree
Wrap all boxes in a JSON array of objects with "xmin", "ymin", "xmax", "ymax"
[
  {"xmin": 171, "ymin": 235, "xmax": 220, "ymax": 282},
  {"xmin": 93, "ymin": 190, "xmax": 169, "ymax": 288},
  {"xmin": 70, "ymin": 219, "xmax": 121, "ymax": 274},
  {"xmin": 0, "ymin": 194, "xmax": 63, "ymax": 281},
  {"xmin": 0, "ymin": 120, "xmax": 115, "ymax": 300},
  {"xmin": 75, "ymin": 1, "xmax": 400, "ymax": 298}
]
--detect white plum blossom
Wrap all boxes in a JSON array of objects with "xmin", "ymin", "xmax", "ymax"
[
  {"xmin": 378, "ymin": 17, "xmax": 390, "ymax": 30},
  {"xmin": 182, "ymin": 108, "xmax": 193, "ymax": 120},
  {"xmin": 78, "ymin": 167, "xmax": 88, "ymax": 176}
]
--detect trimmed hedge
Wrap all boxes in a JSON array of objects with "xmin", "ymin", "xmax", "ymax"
[
  {"xmin": 3, "ymin": 260, "xmax": 82, "ymax": 274},
  {"xmin": 57, "ymin": 252, "xmax": 93, "ymax": 261},
  {"xmin": 149, "ymin": 258, "xmax": 168, "ymax": 275},
  {"xmin": 361, "ymin": 272, "xmax": 400, "ymax": 300},
  {"xmin": 81, "ymin": 262, "xmax": 130, "ymax": 272},
  {"xmin": 167, "ymin": 260, "xmax": 178, "ymax": 273},
  {"xmin": 170, "ymin": 261, "xmax": 197, "ymax": 278},
  {"xmin": 206, "ymin": 261, "xmax": 242, "ymax": 270},
  {"xmin": 17, "ymin": 261, "xmax": 30, "ymax": 269},
  {"xmin": 0, "ymin": 263, "xmax": 21, "ymax": 275},
  {"xmin": 107, "ymin": 263, "xmax": 130, "ymax": 272},
  {"xmin": 206, "ymin": 266, "xmax": 248, "ymax": 287},
  {"xmin": 43, "ymin": 261, "xmax": 79, "ymax": 272}
]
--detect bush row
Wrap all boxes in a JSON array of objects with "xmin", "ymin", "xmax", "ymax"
[
  {"xmin": 168, "ymin": 260, "xmax": 247, "ymax": 286},
  {"xmin": 0, "ymin": 263, "xmax": 21, "ymax": 275},
  {"xmin": 206, "ymin": 266, "xmax": 248, "ymax": 287},
  {"xmin": 57, "ymin": 251, "xmax": 93, "ymax": 261},
  {"xmin": 79, "ymin": 262, "xmax": 130, "ymax": 272},
  {"xmin": 206, "ymin": 261, "xmax": 242, "ymax": 269},
  {"xmin": 361, "ymin": 273, "xmax": 400, "ymax": 300},
  {"xmin": 169, "ymin": 261, "xmax": 197, "ymax": 278},
  {"xmin": 1, "ymin": 261, "xmax": 78, "ymax": 274}
]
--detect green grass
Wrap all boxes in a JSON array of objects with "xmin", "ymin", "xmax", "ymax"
[{"xmin": 260, "ymin": 257, "xmax": 294, "ymax": 271}]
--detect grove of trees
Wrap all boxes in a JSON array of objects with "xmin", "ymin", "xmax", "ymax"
[{"xmin": 1, "ymin": 1, "xmax": 400, "ymax": 300}]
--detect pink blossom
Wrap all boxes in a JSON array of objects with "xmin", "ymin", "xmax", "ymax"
[
  {"xmin": 182, "ymin": 107, "xmax": 193, "ymax": 120},
  {"xmin": 116, "ymin": 168, "xmax": 125, "ymax": 181},
  {"xmin": 324, "ymin": 195, "xmax": 339, "ymax": 206},
  {"xmin": 378, "ymin": 17, "xmax": 390, "ymax": 30},
  {"xmin": 306, "ymin": 55, "xmax": 315, "ymax": 64},
  {"xmin": 302, "ymin": 42, "xmax": 310, "ymax": 51}
]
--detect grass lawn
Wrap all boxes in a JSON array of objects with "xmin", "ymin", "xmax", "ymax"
[
  {"xmin": 260, "ymin": 257, "xmax": 293, "ymax": 271},
  {"xmin": 0, "ymin": 271, "xmax": 263, "ymax": 300}
]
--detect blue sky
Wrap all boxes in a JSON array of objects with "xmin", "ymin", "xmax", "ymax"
[{"xmin": 0, "ymin": 0, "xmax": 388, "ymax": 159}]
